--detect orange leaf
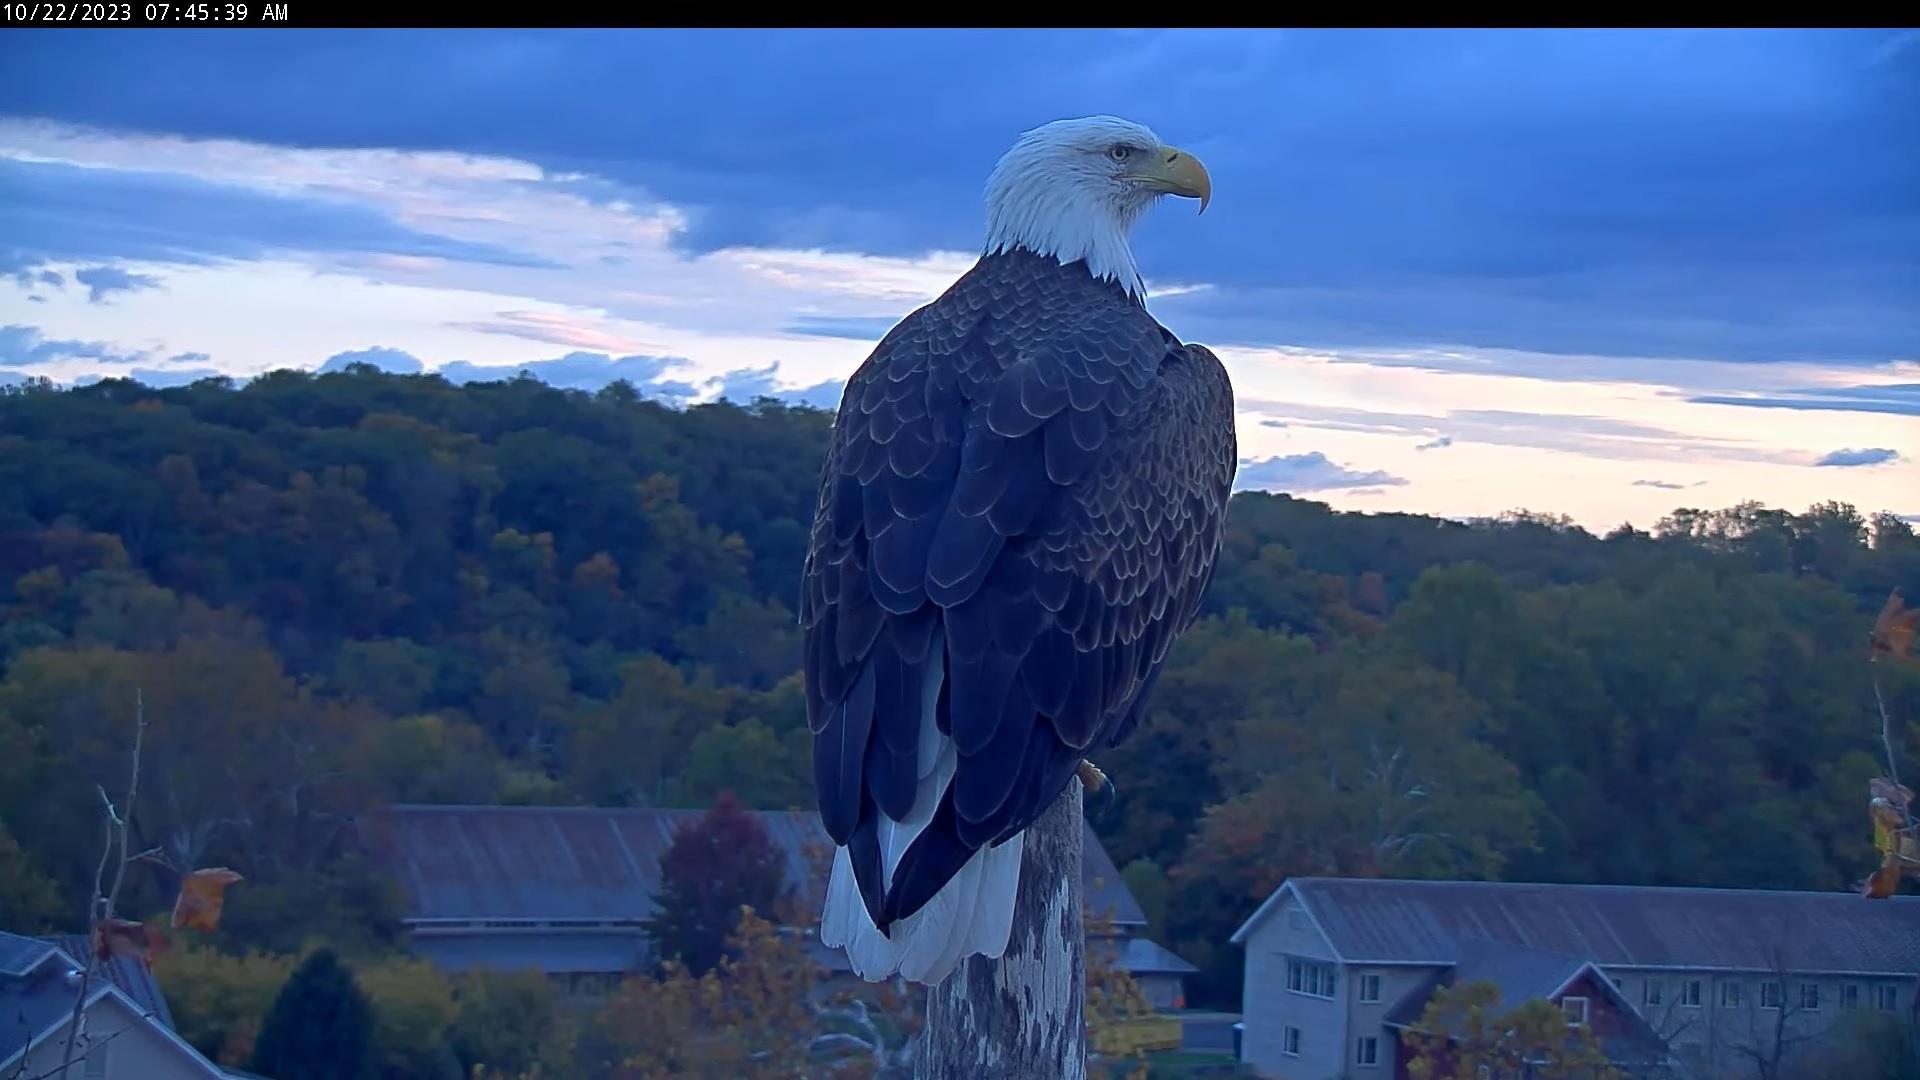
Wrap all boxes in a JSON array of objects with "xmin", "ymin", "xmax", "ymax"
[
  {"xmin": 171, "ymin": 867, "xmax": 245, "ymax": 932},
  {"xmin": 1871, "ymin": 776, "xmax": 1913, "ymax": 811},
  {"xmin": 1871, "ymin": 588, "xmax": 1919, "ymax": 663},
  {"xmin": 93, "ymin": 918, "xmax": 166, "ymax": 962}
]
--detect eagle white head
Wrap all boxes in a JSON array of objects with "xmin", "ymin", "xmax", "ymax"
[{"xmin": 983, "ymin": 115, "xmax": 1212, "ymax": 300}]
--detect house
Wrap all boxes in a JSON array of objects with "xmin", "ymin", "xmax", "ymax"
[
  {"xmin": 1230, "ymin": 877, "xmax": 1920, "ymax": 1080},
  {"xmin": 0, "ymin": 931, "xmax": 239, "ymax": 1080},
  {"xmin": 363, "ymin": 803, "xmax": 1194, "ymax": 1006}
]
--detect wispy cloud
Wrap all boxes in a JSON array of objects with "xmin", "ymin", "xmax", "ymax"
[
  {"xmin": 1814, "ymin": 447, "xmax": 1901, "ymax": 468},
  {"xmin": 1691, "ymin": 383, "xmax": 1920, "ymax": 418},
  {"xmin": 783, "ymin": 315, "xmax": 902, "ymax": 340},
  {"xmin": 0, "ymin": 324, "xmax": 146, "ymax": 367},
  {"xmin": 1234, "ymin": 452, "xmax": 1408, "ymax": 493},
  {"xmin": 1416, "ymin": 436, "xmax": 1452, "ymax": 451},
  {"xmin": 445, "ymin": 310, "xmax": 663, "ymax": 355}
]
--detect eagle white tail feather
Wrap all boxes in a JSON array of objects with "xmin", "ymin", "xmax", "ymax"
[{"xmin": 817, "ymin": 630, "xmax": 1026, "ymax": 987}]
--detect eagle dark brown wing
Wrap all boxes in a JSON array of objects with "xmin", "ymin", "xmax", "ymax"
[{"xmin": 801, "ymin": 246, "xmax": 1236, "ymax": 931}]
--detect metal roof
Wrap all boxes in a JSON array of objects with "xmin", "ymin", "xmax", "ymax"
[
  {"xmin": 367, "ymin": 804, "xmax": 1145, "ymax": 928},
  {"xmin": 1095, "ymin": 936, "xmax": 1200, "ymax": 976},
  {"xmin": 0, "ymin": 933, "xmax": 55, "ymax": 978},
  {"xmin": 51, "ymin": 935, "xmax": 174, "ymax": 1030},
  {"xmin": 1238, "ymin": 877, "xmax": 1920, "ymax": 975},
  {"xmin": 1381, "ymin": 944, "xmax": 1667, "ymax": 1065}
]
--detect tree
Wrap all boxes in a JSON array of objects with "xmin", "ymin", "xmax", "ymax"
[
  {"xmin": 644, "ymin": 791, "xmax": 792, "ymax": 977},
  {"xmin": 1402, "ymin": 980, "xmax": 1623, "ymax": 1080},
  {"xmin": 586, "ymin": 908, "xmax": 825, "ymax": 1080},
  {"xmin": 249, "ymin": 947, "xmax": 378, "ymax": 1080},
  {"xmin": 448, "ymin": 969, "xmax": 576, "ymax": 1079}
]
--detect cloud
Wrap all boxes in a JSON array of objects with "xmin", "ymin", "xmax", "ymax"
[
  {"xmin": 1241, "ymin": 398, "xmax": 1793, "ymax": 465},
  {"xmin": 1416, "ymin": 436, "xmax": 1453, "ymax": 451},
  {"xmin": 783, "ymin": 315, "xmax": 903, "ymax": 340},
  {"xmin": 5, "ymin": 29, "xmax": 1911, "ymax": 362},
  {"xmin": 0, "ymin": 324, "xmax": 146, "ymax": 367},
  {"xmin": 447, "ymin": 311, "xmax": 659, "ymax": 354},
  {"xmin": 0, "ymin": 157, "xmax": 556, "ymax": 272},
  {"xmin": 1234, "ymin": 452, "xmax": 1408, "ymax": 493},
  {"xmin": 1631, "ymin": 479, "xmax": 1703, "ymax": 490},
  {"xmin": 7, "ymin": 265, "xmax": 64, "ymax": 290},
  {"xmin": 320, "ymin": 346, "xmax": 424, "ymax": 374},
  {"xmin": 435, "ymin": 351, "xmax": 677, "ymax": 390},
  {"xmin": 168, "ymin": 350, "xmax": 211, "ymax": 364},
  {"xmin": 74, "ymin": 366, "xmax": 226, "ymax": 389},
  {"xmin": 1813, "ymin": 447, "xmax": 1900, "ymax": 468},
  {"xmin": 74, "ymin": 265, "xmax": 162, "ymax": 303},
  {"xmin": 1690, "ymin": 383, "xmax": 1920, "ymax": 417}
]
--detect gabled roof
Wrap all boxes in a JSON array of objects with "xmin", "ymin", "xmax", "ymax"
[
  {"xmin": 1234, "ymin": 877, "xmax": 1920, "ymax": 975},
  {"xmin": 1381, "ymin": 943, "xmax": 1668, "ymax": 1065},
  {"xmin": 51, "ymin": 935, "xmax": 174, "ymax": 1030},
  {"xmin": 0, "ymin": 933, "xmax": 221, "ymax": 1077},
  {"xmin": 1381, "ymin": 940, "xmax": 1596, "ymax": 1029},
  {"xmin": 366, "ymin": 804, "xmax": 1146, "ymax": 929}
]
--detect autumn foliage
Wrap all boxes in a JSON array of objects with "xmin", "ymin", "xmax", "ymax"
[
  {"xmin": 644, "ymin": 791, "xmax": 794, "ymax": 976},
  {"xmin": 1402, "ymin": 981, "xmax": 1623, "ymax": 1080}
]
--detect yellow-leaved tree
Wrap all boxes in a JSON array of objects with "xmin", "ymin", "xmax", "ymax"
[{"xmin": 1402, "ymin": 980, "xmax": 1623, "ymax": 1080}]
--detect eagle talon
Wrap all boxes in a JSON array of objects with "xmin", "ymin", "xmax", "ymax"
[{"xmin": 1077, "ymin": 760, "xmax": 1116, "ymax": 819}]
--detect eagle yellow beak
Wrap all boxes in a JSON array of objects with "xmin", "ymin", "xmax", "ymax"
[{"xmin": 1131, "ymin": 147, "xmax": 1212, "ymax": 214}]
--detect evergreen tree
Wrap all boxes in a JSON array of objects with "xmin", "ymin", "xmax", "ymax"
[
  {"xmin": 249, "ymin": 947, "xmax": 377, "ymax": 1080},
  {"xmin": 645, "ymin": 790, "xmax": 791, "ymax": 976}
]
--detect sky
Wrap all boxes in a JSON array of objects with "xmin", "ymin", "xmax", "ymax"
[{"xmin": 1, "ymin": 28, "xmax": 1915, "ymax": 530}]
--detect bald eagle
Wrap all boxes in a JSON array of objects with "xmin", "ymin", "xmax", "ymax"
[{"xmin": 803, "ymin": 116, "xmax": 1236, "ymax": 987}]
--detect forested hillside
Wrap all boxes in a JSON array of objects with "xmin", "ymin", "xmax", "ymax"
[{"xmin": 2, "ymin": 366, "xmax": 1916, "ymax": 1010}]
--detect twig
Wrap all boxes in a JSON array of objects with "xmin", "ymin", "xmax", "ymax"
[
  {"xmin": 56, "ymin": 689, "xmax": 145, "ymax": 1079},
  {"xmin": 1872, "ymin": 665, "xmax": 1916, "ymax": 830}
]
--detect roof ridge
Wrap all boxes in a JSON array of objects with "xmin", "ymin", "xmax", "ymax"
[{"xmin": 1288, "ymin": 876, "xmax": 1900, "ymax": 901}]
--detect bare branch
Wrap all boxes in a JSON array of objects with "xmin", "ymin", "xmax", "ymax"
[
  {"xmin": 56, "ymin": 688, "xmax": 146, "ymax": 1080},
  {"xmin": 1872, "ymin": 667, "xmax": 1916, "ymax": 830}
]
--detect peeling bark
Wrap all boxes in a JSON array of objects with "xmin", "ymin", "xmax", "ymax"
[{"xmin": 919, "ymin": 778, "xmax": 1087, "ymax": 1080}]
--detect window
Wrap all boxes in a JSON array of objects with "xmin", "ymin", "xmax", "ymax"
[
  {"xmin": 1877, "ymin": 985, "xmax": 1899, "ymax": 1011},
  {"xmin": 1561, "ymin": 996, "xmax": 1590, "ymax": 1026},
  {"xmin": 1798, "ymin": 983, "xmax": 1821, "ymax": 1011},
  {"xmin": 1282, "ymin": 1026, "xmax": 1302, "ymax": 1056},
  {"xmin": 1761, "ymin": 982, "xmax": 1784, "ymax": 1009},
  {"xmin": 1840, "ymin": 984, "xmax": 1861, "ymax": 1009},
  {"xmin": 1679, "ymin": 979, "xmax": 1702, "ymax": 1007},
  {"xmin": 1720, "ymin": 981, "xmax": 1742, "ymax": 1008},
  {"xmin": 1358, "ymin": 973, "xmax": 1381, "ymax": 1003},
  {"xmin": 1285, "ymin": 956, "xmax": 1338, "ymax": 999},
  {"xmin": 1643, "ymin": 979, "xmax": 1664, "ymax": 1007},
  {"xmin": 1356, "ymin": 1035, "xmax": 1380, "ymax": 1066}
]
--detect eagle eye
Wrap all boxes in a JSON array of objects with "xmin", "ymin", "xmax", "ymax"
[{"xmin": 1108, "ymin": 144, "xmax": 1134, "ymax": 163}]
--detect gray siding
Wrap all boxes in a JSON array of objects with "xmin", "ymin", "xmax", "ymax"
[
  {"xmin": 1345, "ymin": 964, "xmax": 1439, "ymax": 1073},
  {"xmin": 12, "ymin": 995, "xmax": 218, "ymax": 1080},
  {"xmin": 1614, "ymin": 968, "xmax": 1917, "ymax": 1077},
  {"xmin": 1241, "ymin": 891, "xmax": 1357, "ymax": 1080}
]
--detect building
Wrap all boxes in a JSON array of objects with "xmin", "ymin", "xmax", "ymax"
[
  {"xmin": 0, "ymin": 931, "xmax": 238, "ymax": 1080},
  {"xmin": 1230, "ymin": 877, "xmax": 1920, "ymax": 1080},
  {"xmin": 364, "ymin": 803, "xmax": 1194, "ymax": 1006}
]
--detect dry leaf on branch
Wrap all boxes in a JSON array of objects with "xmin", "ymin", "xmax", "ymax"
[
  {"xmin": 93, "ymin": 918, "xmax": 167, "ymax": 963},
  {"xmin": 1871, "ymin": 588, "xmax": 1919, "ymax": 664},
  {"xmin": 171, "ymin": 867, "xmax": 245, "ymax": 932}
]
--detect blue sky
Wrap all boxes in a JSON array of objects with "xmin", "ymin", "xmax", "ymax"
[{"xmin": 1, "ymin": 28, "xmax": 1915, "ymax": 526}]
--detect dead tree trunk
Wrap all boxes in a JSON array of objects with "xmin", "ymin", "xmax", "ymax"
[{"xmin": 918, "ymin": 777, "xmax": 1086, "ymax": 1079}]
